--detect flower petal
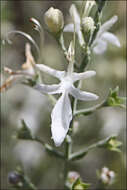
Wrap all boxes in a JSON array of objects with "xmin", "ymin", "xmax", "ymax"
[
  {"xmin": 64, "ymin": 24, "xmax": 85, "ymax": 47},
  {"xmin": 72, "ymin": 70, "xmax": 96, "ymax": 82},
  {"xmin": 101, "ymin": 32, "xmax": 121, "ymax": 47},
  {"xmin": 64, "ymin": 4, "xmax": 85, "ymax": 47},
  {"xmin": 34, "ymin": 84, "xmax": 60, "ymax": 94},
  {"xmin": 70, "ymin": 4, "xmax": 80, "ymax": 24},
  {"xmin": 70, "ymin": 86, "xmax": 98, "ymax": 101},
  {"xmin": 64, "ymin": 23, "xmax": 74, "ymax": 32},
  {"xmin": 51, "ymin": 92, "xmax": 72, "ymax": 146},
  {"xmin": 93, "ymin": 39, "xmax": 107, "ymax": 54},
  {"xmin": 97, "ymin": 15, "xmax": 118, "ymax": 38},
  {"xmin": 36, "ymin": 64, "xmax": 65, "ymax": 79}
]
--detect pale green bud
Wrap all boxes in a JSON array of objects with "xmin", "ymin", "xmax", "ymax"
[
  {"xmin": 74, "ymin": 184, "xmax": 84, "ymax": 190},
  {"xmin": 82, "ymin": 17, "xmax": 95, "ymax": 33},
  {"xmin": 44, "ymin": 7, "xmax": 64, "ymax": 33}
]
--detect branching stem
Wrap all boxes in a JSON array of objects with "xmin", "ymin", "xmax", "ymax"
[
  {"xmin": 32, "ymin": 137, "xmax": 65, "ymax": 160},
  {"xmin": 74, "ymin": 99, "xmax": 107, "ymax": 116},
  {"xmin": 69, "ymin": 135, "xmax": 117, "ymax": 161}
]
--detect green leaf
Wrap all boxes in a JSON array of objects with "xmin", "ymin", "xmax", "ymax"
[
  {"xmin": 98, "ymin": 136, "xmax": 122, "ymax": 152},
  {"xmin": 106, "ymin": 86, "xmax": 126, "ymax": 108},
  {"xmin": 23, "ymin": 74, "xmax": 40, "ymax": 87},
  {"xmin": 69, "ymin": 150, "xmax": 88, "ymax": 161},
  {"xmin": 17, "ymin": 120, "xmax": 33, "ymax": 140},
  {"xmin": 108, "ymin": 138, "xmax": 122, "ymax": 152},
  {"xmin": 72, "ymin": 178, "xmax": 90, "ymax": 190},
  {"xmin": 44, "ymin": 144, "xmax": 65, "ymax": 159},
  {"xmin": 82, "ymin": 111, "xmax": 93, "ymax": 116}
]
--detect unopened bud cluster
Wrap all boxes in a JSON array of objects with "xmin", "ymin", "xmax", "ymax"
[
  {"xmin": 82, "ymin": 17, "xmax": 95, "ymax": 33},
  {"xmin": 100, "ymin": 167, "xmax": 115, "ymax": 185},
  {"xmin": 44, "ymin": 7, "xmax": 64, "ymax": 33},
  {"xmin": 8, "ymin": 172, "xmax": 22, "ymax": 186}
]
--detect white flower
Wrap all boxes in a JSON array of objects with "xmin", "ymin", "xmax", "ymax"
[
  {"xmin": 92, "ymin": 16, "xmax": 121, "ymax": 54},
  {"xmin": 64, "ymin": 4, "xmax": 85, "ymax": 47},
  {"xmin": 34, "ymin": 60, "xmax": 98, "ymax": 147},
  {"xmin": 64, "ymin": 2, "xmax": 95, "ymax": 47},
  {"xmin": 64, "ymin": 4, "xmax": 120, "ymax": 54}
]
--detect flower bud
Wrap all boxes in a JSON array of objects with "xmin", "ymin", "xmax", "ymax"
[
  {"xmin": 66, "ymin": 171, "xmax": 80, "ymax": 189},
  {"xmin": 68, "ymin": 171, "xmax": 80, "ymax": 184},
  {"xmin": 44, "ymin": 7, "xmax": 64, "ymax": 33},
  {"xmin": 100, "ymin": 167, "xmax": 115, "ymax": 185},
  {"xmin": 8, "ymin": 172, "xmax": 22, "ymax": 185},
  {"xmin": 74, "ymin": 184, "xmax": 84, "ymax": 190},
  {"xmin": 82, "ymin": 17, "xmax": 95, "ymax": 33}
]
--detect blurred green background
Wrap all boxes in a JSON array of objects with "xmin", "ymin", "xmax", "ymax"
[{"xmin": 1, "ymin": 1, "xmax": 126, "ymax": 190}]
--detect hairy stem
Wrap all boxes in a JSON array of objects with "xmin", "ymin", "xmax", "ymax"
[
  {"xmin": 69, "ymin": 135, "xmax": 117, "ymax": 161},
  {"xmin": 33, "ymin": 137, "xmax": 65, "ymax": 160},
  {"xmin": 74, "ymin": 99, "xmax": 107, "ymax": 116},
  {"xmin": 63, "ymin": 124, "xmax": 73, "ymax": 186}
]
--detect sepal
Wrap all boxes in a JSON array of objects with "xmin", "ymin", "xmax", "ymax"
[
  {"xmin": 106, "ymin": 86, "xmax": 126, "ymax": 108},
  {"xmin": 72, "ymin": 178, "xmax": 90, "ymax": 190},
  {"xmin": 8, "ymin": 166, "xmax": 36, "ymax": 190},
  {"xmin": 23, "ymin": 74, "xmax": 41, "ymax": 87},
  {"xmin": 98, "ymin": 136, "xmax": 122, "ymax": 152},
  {"xmin": 66, "ymin": 171, "xmax": 90, "ymax": 190}
]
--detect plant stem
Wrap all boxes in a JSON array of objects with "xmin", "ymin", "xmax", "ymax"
[
  {"xmin": 73, "ymin": 80, "xmax": 82, "ymax": 116},
  {"xmin": 62, "ymin": 11, "xmax": 98, "ymax": 184},
  {"xmin": 89, "ymin": 4, "xmax": 104, "ymax": 46},
  {"xmin": 33, "ymin": 137, "xmax": 65, "ymax": 160},
  {"xmin": 69, "ymin": 135, "xmax": 116, "ymax": 161},
  {"xmin": 22, "ymin": 175, "xmax": 37, "ymax": 190},
  {"xmin": 55, "ymin": 32, "xmax": 68, "ymax": 58},
  {"xmin": 73, "ymin": 44, "xmax": 91, "ymax": 116},
  {"xmin": 48, "ymin": 94, "xmax": 57, "ymax": 105},
  {"xmin": 74, "ymin": 99, "xmax": 107, "ymax": 116},
  {"xmin": 63, "ymin": 126, "xmax": 73, "ymax": 186}
]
